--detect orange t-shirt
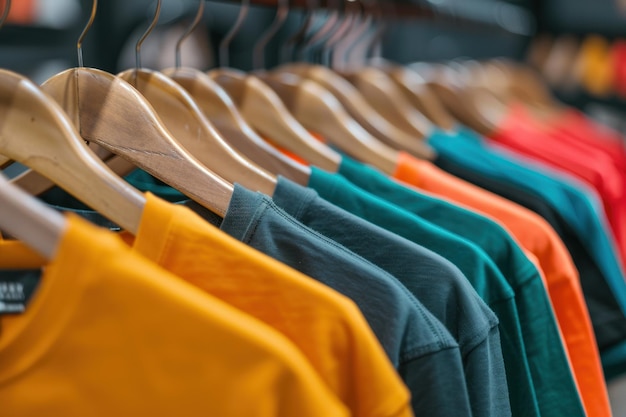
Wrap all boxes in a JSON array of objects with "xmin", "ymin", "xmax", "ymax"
[
  {"xmin": 0, "ymin": 215, "xmax": 349, "ymax": 417},
  {"xmin": 394, "ymin": 152, "xmax": 610, "ymax": 417},
  {"xmin": 125, "ymin": 193, "xmax": 414, "ymax": 417}
]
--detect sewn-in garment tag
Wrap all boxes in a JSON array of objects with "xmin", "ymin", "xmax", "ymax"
[{"xmin": 0, "ymin": 270, "xmax": 42, "ymax": 315}]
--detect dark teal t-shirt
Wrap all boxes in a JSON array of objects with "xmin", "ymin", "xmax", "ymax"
[
  {"xmin": 273, "ymin": 176, "xmax": 513, "ymax": 417},
  {"xmin": 308, "ymin": 167, "xmax": 585, "ymax": 417},
  {"xmin": 216, "ymin": 184, "xmax": 473, "ymax": 416}
]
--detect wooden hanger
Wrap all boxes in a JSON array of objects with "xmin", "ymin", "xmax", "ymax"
[
  {"xmin": 369, "ymin": 58, "xmax": 457, "ymax": 131},
  {"xmin": 276, "ymin": 63, "xmax": 435, "ymax": 160},
  {"xmin": 40, "ymin": 67, "xmax": 233, "ymax": 216},
  {"xmin": 0, "ymin": 0, "xmax": 126, "ymax": 195},
  {"xmin": 118, "ymin": 0, "xmax": 275, "ymax": 196},
  {"xmin": 260, "ymin": 71, "xmax": 399, "ymax": 175},
  {"xmin": 489, "ymin": 58, "xmax": 565, "ymax": 116},
  {"xmin": 0, "ymin": 172, "xmax": 65, "ymax": 260},
  {"xmin": 118, "ymin": 68, "xmax": 277, "ymax": 196},
  {"xmin": 0, "ymin": 69, "xmax": 147, "ymax": 233},
  {"xmin": 164, "ymin": 67, "xmax": 311, "ymax": 186},
  {"xmin": 37, "ymin": 0, "xmax": 234, "ymax": 216},
  {"xmin": 209, "ymin": 69, "xmax": 342, "ymax": 172},
  {"xmin": 160, "ymin": 0, "xmax": 307, "ymax": 186},
  {"xmin": 409, "ymin": 62, "xmax": 506, "ymax": 136},
  {"xmin": 342, "ymin": 67, "xmax": 435, "ymax": 139},
  {"xmin": 204, "ymin": 0, "xmax": 339, "ymax": 174}
]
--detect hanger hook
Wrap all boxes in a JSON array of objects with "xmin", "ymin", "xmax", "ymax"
[
  {"xmin": 176, "ymin": 0, "xmax": 205, "ymax": 69},
  {"xmin": 0, "ymin": 0, "xmax": 10, "ymax": 31},
  {"xmin": 281, "ymin": 0, "xmax": 317, "ymax": 63},
  {"xmin": 136, "ymin": 0, "xmax": 162, "ymax": 70},
  {"xmin": 219, "ymin": 0, "xmax": 249, "ymax": 67},
  {"xmin": 76, "ymin": 0, "xmax": 97, "ymax": 67},
  {"xmin": 253, "ymin": 0, "xmax": 289, "ymax": 70}
]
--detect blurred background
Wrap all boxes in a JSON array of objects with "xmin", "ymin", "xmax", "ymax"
[{"xmin": 4, "ymin": 0, "xmax": 626, "ymax": 131}]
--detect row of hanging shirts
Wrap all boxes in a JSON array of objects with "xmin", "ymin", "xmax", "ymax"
[{"xmin": 2, "ymin": 1, "xmax": 626, "ymax": 417}]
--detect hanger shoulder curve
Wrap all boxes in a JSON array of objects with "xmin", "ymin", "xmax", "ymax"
[
  {"xmin": 0, "ymin": 69, "xmax": 146, "ymax": 234},
  {"xmin": 277, "ymin": 64, "xmax": 435, "ymax": 160},
  {"xmin": 209, "ymin": 69, "xmax": 342, "ymax": 173},
  {"xmin": 0, "ymin": 173, "xmax": 65, "ymax": 260},
  {"xmin": 385, "ymin": 66, "xmax": 457, "ymax": 131},
  {"xmin": 118, "ymin": 68, "xmax": 276, "ymax": 196},
  {"xmin": 41, "ymin": 67, "xmax": 232, "ymax": 217},
  {"xmin": 263, "ymin": 73, "xmax": 399, "ymax": 176},
  {"xmin": 164, "ymin": 67, "xmax": 311, "ymax": 186},
  {"xmin": 345, "ymin": 68, "xmax": 435, "ymax": 138}
]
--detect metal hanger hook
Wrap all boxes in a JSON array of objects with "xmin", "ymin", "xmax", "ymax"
[
  {"xmin": 136, "ymin": 0, "xmax": 162, "ymax": 70},
  {"xmin": 176, "ymin": 0, "xmax": 205, "ymax": 69},
  {"xmin": 253, "ymin": 0, "xmax": 289, "ymax": 70},
  {"xmin": 0, "ymin": 0, "xmax": 11, "ymax": 32},
  {"xmin": 219, "ymin": 0, "xmax": 250, "ymax": 67},
  {"xmin": 77, "ymin": 0, "xmax": 97, "ymax": 67}
]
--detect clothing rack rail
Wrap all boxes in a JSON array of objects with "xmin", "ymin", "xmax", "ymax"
[{"xmin": 206, "ymin": 0, "xmax": 535, "ymax": 36}]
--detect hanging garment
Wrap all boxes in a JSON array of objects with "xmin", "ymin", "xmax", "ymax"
[
  {"xmin": 426, "ymin": 127, "xmax": 626, "ymax": 384},
  {"xmin": 427, "ymin": 128, "xmax": 626, "ymax": 315},
  {"xmin": 30, "ymin": 178, "xmax": 474, "ymax": 416},
  {"xmin": 546, "ymin": 109, "xmax": 626, "ymax": 166},
  {"xmin": 122, "ymin": 193, "xmax": 413, "ymax": 417},
  {"xmin": 306, "ymin": 166, "xmax": 586, "ymax": 417},
  {"xmin": 287, "ymin": 162, "xmax": 540, "ymax": 417},
  {"xmin": 271, "ymin": 176, "xmax": 513, "ymax": 417},
  {"xmin": 202, "ymin": 184, "xmax": 473, "ymax": 416},
  {"xmin": 433, "ymin": 153, "xmax": 626, "ymax": 356},
  {"xmin": 489, "ymin": 107, "xmax": 626, "ymax": 274},
  {"xmin": 384, "ymin": 151, "xmax": 610, "ymax": 417},
  {"xmin": 0, "ymin": 215, "xmax": 350, "ymax": 417}
]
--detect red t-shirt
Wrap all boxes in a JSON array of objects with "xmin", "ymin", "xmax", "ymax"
[{"xmin": 489, "ymin": 106, "xmax": 626, "ymax": 273}]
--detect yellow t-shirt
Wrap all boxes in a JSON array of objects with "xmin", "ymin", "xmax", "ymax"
[
  {"xmin": 0, "ymin": 214, "xmax": 349, "ymax": 417},
  {"xmin": 127, "ymin": 193, "xmax": 413, "ymax": 417}
]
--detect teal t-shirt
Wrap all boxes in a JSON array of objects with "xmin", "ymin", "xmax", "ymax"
[
  {"xmin": 273, "ymin": 176, "xmax": 512, "ymax": 417},
  {"xmin": 339, "ymin": 156, "xmax": 542, "ymax": 286},
  {"xmin": 308, "ymin": 167, "xmax": 585, "ymax": 417}
]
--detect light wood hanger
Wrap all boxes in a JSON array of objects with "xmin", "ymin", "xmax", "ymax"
[
  {"xmin": 275, "ymin": 63, "xmax": 436, "ymax": 160},
  {"xmin": 342, "ymin": 67, "xmax": 435, "ymax": 139},
  {"xmin": 162, "ymin": 1, "xmax": 308, "ymax": 186},
  {"xmin": 3, "ymin": 0, "xmax": 134, "ymax": 196},
  {"xmin": 409, "ymin": 62, "xmax": 506, "ymax": 136},
  {"xmin": 120, "ymin": 0, "xmax": 277, "ymax": 196},
  {"xmin": 369, "ymin": 58, "xmax": 457, "ymax": 131},
  {"xmin": 489, "ymin": 58, "xmax": 565, "ymax": 116},
  {"xmin": 0, "ymin": 172, "xmax": 65, "ymax": 260},
  {"xmin": 260, "ymin": 71, "xmax": 399, "ymax": 175},
  {"xmin": 208, "ymin": 0, "xmax": 340, "ymax": 173},
  {"xmin": 39, "ymin": 0, "xmax": 232, "ymax": 217},
  {"xmin": 116, "ymin": 67, "xmax": 277, "ymax": 196},
  {"xmin": 0, "ymin": 69, "xmax": 146, "ymax": 234},
  {"xmin": 165, "ymin": 67, "xmax": 311, "ymax": 186},
  {"xmin": 209, "ymin": 70, "xmax": 342, "ymax": 172}
]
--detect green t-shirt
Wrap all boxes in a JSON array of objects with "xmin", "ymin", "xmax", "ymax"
[
  {"xmin": 339, "ymin": 156, "xmax": 542, "ymax": 286},
  {"xmin": 309, "ymin": 167, "xmax": 584, "ymax": 417}
]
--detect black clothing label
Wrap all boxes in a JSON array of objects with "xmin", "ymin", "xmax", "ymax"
[{"xmin": 0, "ymin": 269, "xmax": 42, "ymax": 315}]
